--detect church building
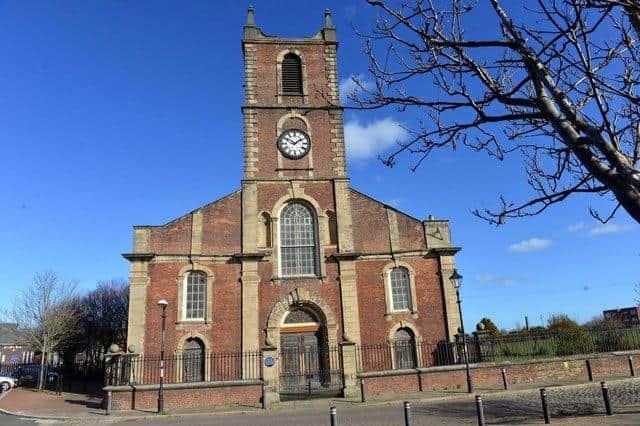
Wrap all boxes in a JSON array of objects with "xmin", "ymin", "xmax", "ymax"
[{"xmin": 123, "ymin": 8, "xmax": 461, "ymax": 403}]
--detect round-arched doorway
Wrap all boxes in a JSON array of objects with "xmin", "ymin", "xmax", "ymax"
[
  {"xmin": 182, "ymin": 338, "xmax": 205, "ymax": 383},
  {"xmin": 279, "ymin": 305, "xmax": 340, "ymax": 399}
]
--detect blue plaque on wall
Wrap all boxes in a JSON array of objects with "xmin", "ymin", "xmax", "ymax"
[{"xmin": 264, "ymin": 356, "xmax": 276, "ymax": 367}]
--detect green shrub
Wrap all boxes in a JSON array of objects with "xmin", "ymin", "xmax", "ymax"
[
  {"xmin": 547, "ymin": 315, "xmax": 590, "ymax": 356},
  {"xmin": 478, "ymin": 317, "xmax": 501, "ymax": 338}
]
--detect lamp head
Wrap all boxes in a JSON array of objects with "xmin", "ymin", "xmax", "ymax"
[
  {"xmin": 450, "ymin": 269, "xmax": 463, "ymax": 289},
  {"xmin": 157, "ymin": 299, "xmax": 169, "ymax": 308}
]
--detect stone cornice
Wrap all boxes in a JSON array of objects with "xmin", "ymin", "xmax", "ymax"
[
  {"xmin": 329, "ymin": 247, "xmax": 462, "ymax": 261},
  {"xmin": 242, "ymin": 37, "xmax": 337, "ymax": 46},
  {"xmin": 241, "ymin": 104, "xmax": 342, "ymax": 111},
  {"xmin": 242, "ymin": 177, "xmax": 350, "ymax": 184},
  {"xmin": 233, "ymin": 252, "xmax": 267, "ymax": 260},
  {"xmin": 121, "ymin": 252, "xmax": 155, "ymax": 262},
  {"xmin": 430, "ymin": 247, "xmax": 462, "ymax": 256},
  {"xmin": 330, "ymin": 252, "xmax": 361, "ymax": 260}
]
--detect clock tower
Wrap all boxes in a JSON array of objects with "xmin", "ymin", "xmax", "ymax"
[
  {"xmin": 241, "ymin": 7, "xmax": 346, "ymax": 181},
  {"xmin": 239, "ymin": 7, "xmax": 360, "ymax": 359}
]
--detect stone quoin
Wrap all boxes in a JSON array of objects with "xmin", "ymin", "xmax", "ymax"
[{"xmin": 121, "ymin": 7, "xmax": 462, "ymax": 407}]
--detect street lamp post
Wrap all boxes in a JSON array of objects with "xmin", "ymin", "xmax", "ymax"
[
  {"xmin": 451, "ymin": 269, "xmax": 473, "ymax": 393},
  {"xmin": 157, "ymin": 299, "xmax": 168, "ymax": 414}
]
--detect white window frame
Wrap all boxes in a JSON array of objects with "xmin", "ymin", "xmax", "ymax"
[
  {"xmin": 183, "ymin": 271, "xmax": 207, "ymax": 322},
  {"xmin": 383, "ymin": 263, "xmax": 419, "ymax": 316}
]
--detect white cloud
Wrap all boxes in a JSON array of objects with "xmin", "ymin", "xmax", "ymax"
[
  {"xmin": 588, "ymin": 223, "xmax": 633, "ymax": 237},
  {"xmin": 344, "ymin": 117, "xmax": 407, "ymax": 160},
  {"xmin": 474, "ymin": 274, "xmax": 525, "ymax": 286},
  {"xmin": 475, "ymin": 273, "xmax": 494, "ymax": 284},
  {"xmin": 339, "ymin": 74, "xmax": 371, "ymax": 101},
  {"xmin": 507, "ymin": 238, "xmax": 552, "ymax": 253},
  {"xmin": 500, "ymin": 277, "xmax": 521, "ymax": 286},
  {"xmin": 567, "ymin": 222, "xmax": 585, "ymax": 233}
]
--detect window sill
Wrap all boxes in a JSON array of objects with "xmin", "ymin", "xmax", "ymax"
[
  {"xmin": 385, "ymin": 310, "xmax": 419, "ymax": 318},
  {"xmin": 271, "ymin": 275, "xmax": 327, "ymax": 282},
  {"xmin": 175, "ymin": 320, "xmax": 211, "ymax": 326}
]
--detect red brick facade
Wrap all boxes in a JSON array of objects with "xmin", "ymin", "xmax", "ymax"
[{"xmin": 122, "ymin": 9, "xmax": 461, "ymax": 405}]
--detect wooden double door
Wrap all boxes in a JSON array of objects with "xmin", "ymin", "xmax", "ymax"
[{"xmin": 279, "ymin": 331, "xmax": 341, "ymax": 398}]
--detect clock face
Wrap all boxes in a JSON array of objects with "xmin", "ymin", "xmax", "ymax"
[{"xmin": 277, "ymin": 129, "xmax": 310, "ymax": 160}]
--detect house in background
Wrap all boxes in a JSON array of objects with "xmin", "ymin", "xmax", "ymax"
[
  {"xmin": 0, "ymin": 323, "xmax": 35, "ymax": 366},
  {"xmin": 603, "ymin": 307, "xmax": 640, "ymax": 327}
]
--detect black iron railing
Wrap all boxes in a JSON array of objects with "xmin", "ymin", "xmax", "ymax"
[
  {"xmin": 105, "ymin": 350, "xmax": 262, "ymax": 386},
  {"xmin": 356, "ymin": 326, "xmax": 640, "ymax": 373}
]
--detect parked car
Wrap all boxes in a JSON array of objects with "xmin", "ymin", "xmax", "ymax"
[
  {"xmin": 0, "ymin": 375, "xmax": 16, "ymax": 392},
  {"xmin": 13, "ymin": 364, "xmax": 59, "ymax": 384}
]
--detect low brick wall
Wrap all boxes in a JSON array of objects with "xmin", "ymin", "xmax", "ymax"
[
  {"xmin": 105, "ymin": 380, "xmax": 262, "ymax": 411},
  {"xmin": 359, "ymin": 351, "xmax": 639, "ymax": 397}
]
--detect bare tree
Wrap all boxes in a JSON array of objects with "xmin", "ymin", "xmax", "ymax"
[
  {"xmin": 80, "ymin": 279, "xmax": 128, "ymax": 362},
  {"xmin": 351, "ymin": 0, "xmax": 640, "ymax": 224},
  {"xmin": 5, "ymin": 272, "xmax": 79, "ymax": 391}
]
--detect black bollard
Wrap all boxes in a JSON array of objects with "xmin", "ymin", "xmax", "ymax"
[
  {"xmin": 586, "ymin": 359, "xmax": 593, "ymax": 382},
  {"xmin": 404, "ymin": 401, "xmax": 412, "ymax": 426},
  {"xmin": 629, "ymin": 356, "xmax": 635, "ymax": 377},
  {"xmin": 261, "ymin": 382, "xmax": 267, "ymax": 410},
  {"xmin": 501, "ymin": 368, "xmax": 509, "ymax": 390},
  {"xmin": 330, "ymin": 406, "xmax": 337, "ymax": 426},
  {"xmin": 601, "ymin": 381, "xmax": 613, "ymax": 415},
  {"xmin": 540, "ymin": 388, "xmax": 550, "ymax": 424},
  {"xmin": 475, "ymin": 395, "xmax": 485, "ymax": 426},
  {"xmin": 360, "ymin": 379, "xmax": 366, "ymax": 403}
]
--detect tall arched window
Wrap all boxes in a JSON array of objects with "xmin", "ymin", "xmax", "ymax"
[
  {"xmin": 182, "ymin": 338, "xmax": 205, "ymax": 382},
  {"xmin": 280, "ymin": 203, "xmax": 319, "ymax": 277},
  {"xmin": 282, "ymin": 53, "xmax": 303, "ymax": 94},
  {"xmin": 393, "ymin": 328, "xmax": 417, "ymax": 369},
  {"xmin": 390, "ymin": 267, "xmax": 412, "ymax": 311},
  {"xmin": 185, "ymin": 272, "xmax": 206, "ymax": 320}
]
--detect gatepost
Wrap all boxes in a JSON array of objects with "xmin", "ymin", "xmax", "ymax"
[
  {"xmin": 261, "ymin": 344, "xmax": 280, "ymax": 408},
  {"xmin": 340, "ymin": 340, "xmax": 362, "ymax": 400}
]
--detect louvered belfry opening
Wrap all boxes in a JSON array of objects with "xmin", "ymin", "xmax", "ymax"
[{"xmin": 282, "ymin": 53, "xmax": 303, "ymax": 94}]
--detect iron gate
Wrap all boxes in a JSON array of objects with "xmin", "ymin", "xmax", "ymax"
[{"xmin": 279, "ymin": 344, "xmax": 343, "ymax": 399}]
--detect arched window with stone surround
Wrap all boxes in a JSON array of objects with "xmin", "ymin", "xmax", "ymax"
[
  {"xmin": 279, "ymin": 202, "xmax": 319, "ymax": 277},
  {"xmin": 393, "ymin": 328, "xmax": 417, "ymax": 369},
  {"xmin": 185, "ymin": 272, "xmax": 206, "ymax": 320},
  {"xmin": 182, "ymin": 338, "xmax": 205, "ymax": 382},
  {"xmin": 390, "ymin": 267, "xmax": 412, "ymax": 311}
]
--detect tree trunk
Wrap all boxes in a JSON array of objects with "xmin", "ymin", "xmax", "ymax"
[{"xmin": 38, "ymin": 348, "xmax": 46, "ymax": 392}]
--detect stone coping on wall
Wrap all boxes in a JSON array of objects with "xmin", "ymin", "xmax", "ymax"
[
  {"xmin": 104, "ymin": 379, "xmax": 262, "ymax": 393},
  {"xmin": 357, "ymin": 349, "xmax": 640, "ymax": 379}
]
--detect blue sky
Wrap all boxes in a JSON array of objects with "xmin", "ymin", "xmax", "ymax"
[{"xmin": 0, "ymin": 1, "xmax": 637, "ymax": 331}]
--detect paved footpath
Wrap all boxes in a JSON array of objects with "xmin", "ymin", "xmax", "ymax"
[{"xmin": 2, "ymin": 378, "xmax": 640, "ymax": 425}]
